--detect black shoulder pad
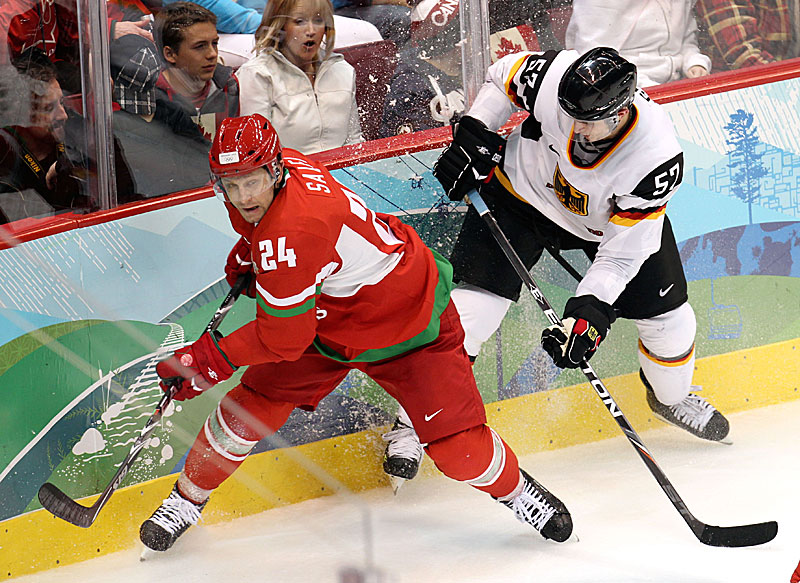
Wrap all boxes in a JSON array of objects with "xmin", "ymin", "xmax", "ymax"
[
  {"xmin": 630, "ymin": 152, "xmax": 684, "ymax": 201},
  {"xmin": 507, "ymin": 50, "xmax": 560, "ymax": 114}
]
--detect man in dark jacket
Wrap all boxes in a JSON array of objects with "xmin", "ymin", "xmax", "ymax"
[{"xmin": 380, "ymin": 0, "xmax": 464, "ymax": 137}]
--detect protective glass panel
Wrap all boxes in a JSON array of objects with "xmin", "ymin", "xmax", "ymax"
[
  {"xmin": 0, "ymin": 0, "xmax": 93, "ymax": 226},
  {"xmin": 561, "ymin": 1, "xmax": 800, "ymax": 88}
]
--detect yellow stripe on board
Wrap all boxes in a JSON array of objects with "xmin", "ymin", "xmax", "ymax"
[{"xmin": 2, "ymin": 338, "xmax": 798, "ymax": 580}]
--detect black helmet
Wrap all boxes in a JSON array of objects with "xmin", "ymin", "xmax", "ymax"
[{"xmin": 558, "ymin": 47, "xmax": 637, "ymax": 121}]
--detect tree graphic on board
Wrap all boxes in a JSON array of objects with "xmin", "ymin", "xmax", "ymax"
[{"xmin": 724, "ymin": 109, "xmax": 768, "ymax": 224}]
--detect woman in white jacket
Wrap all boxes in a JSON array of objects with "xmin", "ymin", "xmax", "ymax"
[
  {"xmin": 565, "ymin": 0, "xmax": 712, "ymax": 87},
  {"xmin": 237, "ymin": 0, "xmax": 363, "ymax": 153}
]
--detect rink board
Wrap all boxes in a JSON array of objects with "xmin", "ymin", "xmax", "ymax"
[
  {"xmin": 2, "ymin": 70, "xmax": 800, "ymax": 578},
  {"xmin": 1, "ymin": 338, "xmax": 799, "ymax": 579}
]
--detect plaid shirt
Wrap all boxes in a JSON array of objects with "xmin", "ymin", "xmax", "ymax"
[{"xmin": 695, "ymin": 0, "xmax": 799, "ymax": 70}]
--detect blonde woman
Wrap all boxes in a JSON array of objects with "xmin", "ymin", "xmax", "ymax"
[{"xmin": 237, "ymin": 0, "xmax": 363, "ymax": 153}]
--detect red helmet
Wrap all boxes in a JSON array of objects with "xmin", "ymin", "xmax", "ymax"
[{"xmin": 209, "ymin": 114, "xmax": 283, "ymax": 183}]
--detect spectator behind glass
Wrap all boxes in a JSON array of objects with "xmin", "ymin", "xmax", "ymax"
[
  {"xmin": 0, "ymin": 0, "xmax": 81, "ymax": 93},
  {"xmin": 237, "ymin": 0, "xmax": 363, "ymax": 154},
  {"xmin": 110, "ymin": 34, "xmax": 212, "ymax": 200},
  {"xmin": 332, "ymin": 0, "xmax": 412, "ymax": 51},
  {"xmin": 566, "ymin": 0, "xmax": 711, "ymax": 86},
  {"xmin": 154, "ymin": 2, "xmax": 240, "ymax": 141},
  {"xmin": 108, "ymin": 0, "xmax": 160, "ymax": 43},
  {"xmin": 695, "ymin": 0, "xmax": 800, "ymax": 71},
  {"xmin": 164, "ymin": 0, "xmax": 383, "ymax": 70},
  {"xmin": 0, "ymin": 51, "xmax": 88, "ymax": 224},
  {"xmin": 380, "ymin": 0, "xmax": 463, "ymax": 137},
  {"xmin": 0, "ymin": 1, "xmax": 78, "ymax": 64}
]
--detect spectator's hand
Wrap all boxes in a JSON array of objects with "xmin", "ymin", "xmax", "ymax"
[
  {"xmin": 155, "ymin": 332, "xmax": 237, "ymax": 401},
  {"xmin": 114, "ymin": 18, "xmax": 154, "ymax": 42},
  {"xmin": 686, "ymin": 65, "xmax": 709, "ymax": 79},
  {"xmin": 541, "ymin": 295, "xmax": 616, "ymax": 369}
]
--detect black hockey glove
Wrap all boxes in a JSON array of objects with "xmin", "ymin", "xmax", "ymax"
[
  {"xmin": 432, "ymin": 115, "xmax": 506, "ymax": 201},
  {"xmin": 541, "ymin": 295, "xmax": 616, "ymax": 369}
]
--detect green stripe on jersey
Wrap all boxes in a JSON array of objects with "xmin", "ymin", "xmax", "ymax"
[
  {"xmin": 257, "ymin": 291, "xmax": 318, "ymax": 318},
  {"xmin": 313, "ymin": 249, "xmax": 454, "ymax": 363}
]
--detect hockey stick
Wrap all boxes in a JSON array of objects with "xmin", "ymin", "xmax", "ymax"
[
  {"xmin": 465, "ymin": 189, "xmax": 777, "ymax": 547},
  {"xmin": 37, "ymin": 274, "xmax": 252, "ymax": 528}
]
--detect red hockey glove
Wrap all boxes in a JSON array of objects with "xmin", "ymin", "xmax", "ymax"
[
  {"xmin": 791, "ymin": 559, "xmax": 800, "ymax": 583},
  {"xmin": 541, "ymin": 295, "xmax": 616, "ymax": 369},
  {"xmin": 225, "ymin": 237, "xmax": 256, "ymax": 298},
  {"xmin": 156, "ymin": 332, "xmax": 237, "ymax": 400}
]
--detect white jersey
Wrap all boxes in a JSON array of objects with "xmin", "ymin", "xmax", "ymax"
[{"xmin": 468, "ymin": 50, "xmax": 684, "ymax": 305}]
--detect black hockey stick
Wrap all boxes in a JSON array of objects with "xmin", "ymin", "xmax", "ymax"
[
  {"xmin": 465, "ymin": 189, "xmax": 777, "ymax": 547},
  {"xmin": 37, "ymin": 274, "xmax": 251, "ymax": 528}
]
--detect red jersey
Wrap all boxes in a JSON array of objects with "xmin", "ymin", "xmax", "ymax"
[
  {"xmin": 0, "ymin": 0, "xmax": 78, "ymax": 64},
  {"xmin": 218, "ymin": 151, "xmax": 453, "ymax": 365}
]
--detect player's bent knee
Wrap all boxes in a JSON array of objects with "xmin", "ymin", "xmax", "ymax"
[
  {"xmin": 635, "ymin": 302, "xmax": 696, "ymax": 358},
  {"xmin": 425, "ymin": 425, "xmax": 520, "ymax": 498}
]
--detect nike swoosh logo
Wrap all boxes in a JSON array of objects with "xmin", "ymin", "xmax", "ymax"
[
  {"xmin": 659, "ymin": 284, "xmax": 674, "ymax": 297},
  {"xmin": 424, "ymin": 408, "xmax": 444, "ymax": 422},
  {"xmin": 548, "ymin": 144, "xmax": 560, "ymax": 156}
]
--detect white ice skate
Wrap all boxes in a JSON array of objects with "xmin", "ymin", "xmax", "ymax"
[{"xmin": 382, "ymin": 416, "xmax": 423, "ymax": 494}]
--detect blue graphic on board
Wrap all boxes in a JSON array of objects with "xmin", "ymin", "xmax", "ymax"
[{"xmin": 0, "ymin": 199, "xmax": 238, "ymax": 347}]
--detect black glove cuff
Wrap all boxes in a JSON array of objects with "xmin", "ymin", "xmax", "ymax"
[
  {"xmin": 453, "ymin": 116, "xmax": 506, "ymax": 164},
  {"xmin": 563, "ymin": 295, "xmax": 616, "ymax": 334}
]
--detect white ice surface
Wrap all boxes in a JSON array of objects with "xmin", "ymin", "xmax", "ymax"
[{"xmin": 15, "ymin": 400, "xmax": 800, "ymax": 583}]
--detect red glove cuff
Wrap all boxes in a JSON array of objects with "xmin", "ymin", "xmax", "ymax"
[
  {"xmin": 191, "ymin": 331, "xmax": 237, "ymax": 385},
  {"xmin": 225, "ymin": 237, "xmax": 256, "ymax": 297},
  {"xmin": 156, "ymin": 332, "xmax": 237, "ymax": 400}
]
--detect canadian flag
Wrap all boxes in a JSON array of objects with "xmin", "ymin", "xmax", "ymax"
[{"xmin": 489, "ymin": 24, "xmax": 540, "ymax": 63}]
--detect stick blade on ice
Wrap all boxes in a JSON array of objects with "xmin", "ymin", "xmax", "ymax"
[
  {"xmin": 697, "ymin": 520, "xmax": 778, "ymax": 547},
  {"xmin": 38, "ymin": 482, "xmax": 98, "ymax": 528}
]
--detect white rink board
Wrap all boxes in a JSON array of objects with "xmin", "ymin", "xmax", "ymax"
[{"xmin": 13, "ymin": 400, "xmax": 800, "ymax": 583}]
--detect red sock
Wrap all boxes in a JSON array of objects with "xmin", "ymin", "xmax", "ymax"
[
  {"xmin": 425, "ymin": 424, "xmax": 520, "ymax": 498},
  {"xmin": 181, "ymin": 385, "xmax": 294, "ymax": 498}
]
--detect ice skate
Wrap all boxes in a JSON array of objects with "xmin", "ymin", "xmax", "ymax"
[
  {"xmin": 640, "ymin": 369, "xmax": 730, "ymax": 442},
  {"xmin": 140, "ymin": 484, "xmax": 207, "ymax": 552},
  {"xmin": 382, "ymin": 416, "xmax": 423, "ymax": 494},
  {"xmin": 498, "ymin": 469, "xmax": 573, "ymax": 542}
]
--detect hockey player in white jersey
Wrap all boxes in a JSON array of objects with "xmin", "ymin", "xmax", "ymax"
[{"xmin": 425, "ymin": 46, "xmax": 730, "ymax": 442}]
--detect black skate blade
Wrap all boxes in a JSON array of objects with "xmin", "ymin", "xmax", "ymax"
[
  {"xmin": 697, "ymin": 520, "xmax": 778, "ymax": 547},
  {"xmin": 38, "ymin": 482, "xmax": 97, "ymax": 528}
]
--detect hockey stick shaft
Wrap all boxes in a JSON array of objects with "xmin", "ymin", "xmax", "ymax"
[
  {"xmin": 38, "ymin": 274, "xmax": 251, "ymax": 528},
  {"xmin": 466, "ymin": 189, "xmax": 776, "ymax": 547}
]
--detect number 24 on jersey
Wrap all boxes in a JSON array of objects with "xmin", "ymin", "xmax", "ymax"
[{"xmin": 259, "ymin": 237, "xmax": 296, "ymax": 272}]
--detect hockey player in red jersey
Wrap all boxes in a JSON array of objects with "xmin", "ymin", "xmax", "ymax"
[
  {"xmin": 139, "ymin": 114, "xmax": 573, "ymax": 552},
  {"xmin": 427, "ymin": 47, "xmax": 731, "ymax": 442}
]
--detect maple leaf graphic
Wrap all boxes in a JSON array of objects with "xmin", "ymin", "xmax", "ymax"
[{"xmin": 495, "ymin": 37, "xmax": 522, "ymax": 60}]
